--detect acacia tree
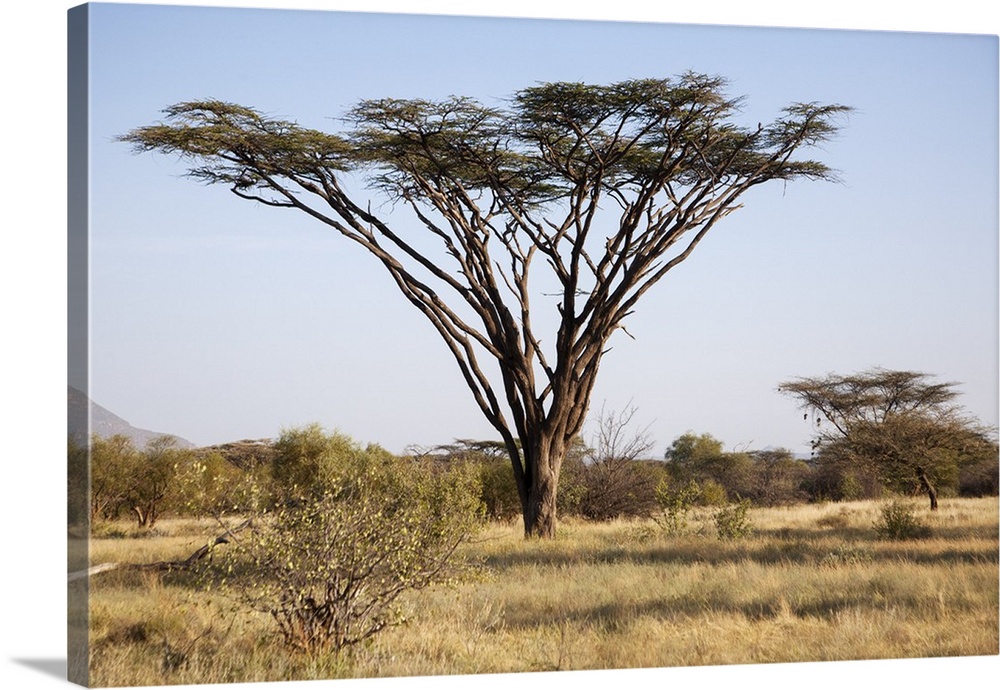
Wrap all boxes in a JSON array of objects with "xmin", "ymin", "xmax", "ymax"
[
  {"xmin": 89, "ymin": 434, "xmax": 182, "ymax": 527},
  {"xmin": 122, "ymin": 74, "xmax": 849, "ymax": 537},
  {"xmin": 779, "ymin": 368, "xmax": 997, "ymax": 510}
]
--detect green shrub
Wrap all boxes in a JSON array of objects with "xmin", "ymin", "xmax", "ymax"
[
  {"xmin": 269, "ymin": 423, "xmax": 361, "ymax": 502},
  {"xmin": 477, "ymin": 457, "xmax": 521, "ymax": 522},
  {"xmin": 697, "ymin": 479, "xmax": 729, "ymax": 506},
  {"xmin": 873, "ymin": 499, "xmax": 932, "ymax": 540},
  {"xmin": 713, "ymin": 498, "xmax": 754, "ymax": 540},
  {"xmin": 653, "ymin": 479, "xmax": 701, "ymax": 536},
  {"xmin": 208, "ymin": 430, "xmax": 484, "ymax": 655}
]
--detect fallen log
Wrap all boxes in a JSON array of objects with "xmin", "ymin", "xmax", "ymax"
[{"xmin": 68, "ymin": 519, "xmax": 253, "ymax": 582}]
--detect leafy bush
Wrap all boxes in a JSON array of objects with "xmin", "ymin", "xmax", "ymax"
[
  {"xmin": 653, "ymin": 479, "xmax": 701, "ymax": 536},
  {"xmin": 873, "ymin": 499, "xmax": 932, "ymax": 540},
  {"xmin": 476, "ymin": 456, "xmax": 522, "ymax": 522},
  {"xmin": 209, "ymin": 433, "xmax": 484, "ymax": 655},
  {"xmin": 269, "ymin": 423, "xmax": 361, "ymax": 503},
  {"xmin": 171, "ymin": 451, "xmax": 259, "ymax": 518},
  {"xmin": 697, "ymin": 479, "xmax": 728, "ymax": 507},
  {"xmin": 713, "ymin": 499, "xmax": 754, "ymax": 540}
]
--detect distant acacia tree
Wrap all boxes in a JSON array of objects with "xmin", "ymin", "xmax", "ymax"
[
  {"xmin": 779, "ymin": 368, "xmax": 998, "ymax": 509},
  {"xmin": 90, "ymin": 434, "xmax": 183, "ymax": 527},
  {"xmin": 122, "ymin": 75, "xmax": 849, "ymax": 537}
]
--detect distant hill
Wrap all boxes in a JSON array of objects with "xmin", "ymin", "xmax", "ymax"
[{"xmin": 68, "ymin": 386, "xmax": 196, "ymax": 449}]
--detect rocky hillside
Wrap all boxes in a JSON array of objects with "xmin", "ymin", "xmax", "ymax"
[{"xmin": 68, "ymin": 385, "xmax": 195, "ymax": 449}]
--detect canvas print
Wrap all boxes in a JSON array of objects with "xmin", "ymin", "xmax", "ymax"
[{"xmin": 68, "ymin": 2, "xmax": 999, "ymax": 687}]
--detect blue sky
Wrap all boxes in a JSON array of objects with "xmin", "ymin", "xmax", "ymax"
[{"xmin": 81, "ymin": 2, "xmax": 999, "ymax": 455}]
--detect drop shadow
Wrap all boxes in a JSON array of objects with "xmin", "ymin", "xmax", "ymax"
[{"xmin": 11, "ymin": 657, "xmax": 66, "ymax": 680}]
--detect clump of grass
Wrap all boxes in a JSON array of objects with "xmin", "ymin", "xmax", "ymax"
[
  {"xmin": 819, "ymin": 543, "xmax": 874, "ymax": 567},
  {"xmin": 873, "ymin": 499, "xmax": 932, "ymax": 541},
  {"xmin": 816, "ymin": 509, "xmax": 852, "ymax": 530}
]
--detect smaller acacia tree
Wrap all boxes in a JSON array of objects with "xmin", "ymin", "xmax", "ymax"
[
  {"xmin": 208, "ymin": 427, "xmax": 484, "ymax": 655},
  {"xmin": 90, "ymin": 434, "xmax": 184, "ymax": 527},
  {"xmin": 779, "ymin": 368, "xmax": 998, "ymax": 510}
]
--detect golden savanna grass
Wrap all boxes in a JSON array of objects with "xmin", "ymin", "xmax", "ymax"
[{"xmin": 86, "ymin": 498, "xmax": 999, "ymax": 686}]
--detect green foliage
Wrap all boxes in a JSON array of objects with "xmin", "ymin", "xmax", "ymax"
[
  {"xmin": 664, "ymin": 433, "xmax": 758, "ymax": 502},
  {"xmin": 653, "ymin": 479, "xmax": 701, "ymax": 536},
  {"xmin": 665, "ymin": 432, "xmax": 724, "ymax": 465},
  {"xmin": 209, "ymin": 428, "xmax": 484, "ymax": 655},
  {"xmin": 476, "ymin": 457, "xmax": 522, "ymax": 522},
  {"xmin": 873, "ymin": 499, "xmax": 932, "ymax": 540},
  {"xmin": 781, "ymin": 369, "xmax": 997, "ymax": 507},
  {"xmin": 713, "ymin": 499, "xmax": 754, "ymax": 540},
  {"xmin": 118, "ymin": 100, "xmax": 352, "ymax": 193},
  {"xmin": 171, "ymin": 451, "xmax": 260, "ymax": 518},
  {"xmin": 68, "ymin": 437, "xmax": 89, "ymax": 530},
  {"xmin": 270, "ymin": 423, "xmax": 367, "ymax": 503},
  {"xmin": 413, "ymin": 439, "xmax": 524, "ymax": 523},
  {"xmin": 697, "ymin": 479, "xmax": 729, "ymax": 507},
  {"xmin": 123, "ymin": 77, "xmax": 848, "ymax": 211},
  {"xmin": 90, "ymin": 434, "xmax": 186, "ymax": 528}
]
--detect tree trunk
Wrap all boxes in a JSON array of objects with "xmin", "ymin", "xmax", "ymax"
[
  {"xmin": 524, "ymin": 470, "xmax": 559, "ymax": 538},
  {"xmin": 132, "ymin": 505, "xmax": 149, "ymax": 527},
  {"xmin": 916, "ymin": 466, "xmax": 938, "ymax": 511},
  {"xmin": 518, "ymin": 433, "xmax": 566, "ymax": 538}
]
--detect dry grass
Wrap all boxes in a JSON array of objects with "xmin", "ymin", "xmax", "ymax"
[{"xmin": 86, "ymin": 498, "xmax": 999, "ymax": 686}]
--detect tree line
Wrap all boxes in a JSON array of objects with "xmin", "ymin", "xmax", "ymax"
[{"xmin": 73, "ymin": 368, "xmax": 998, "ymax": 533}]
